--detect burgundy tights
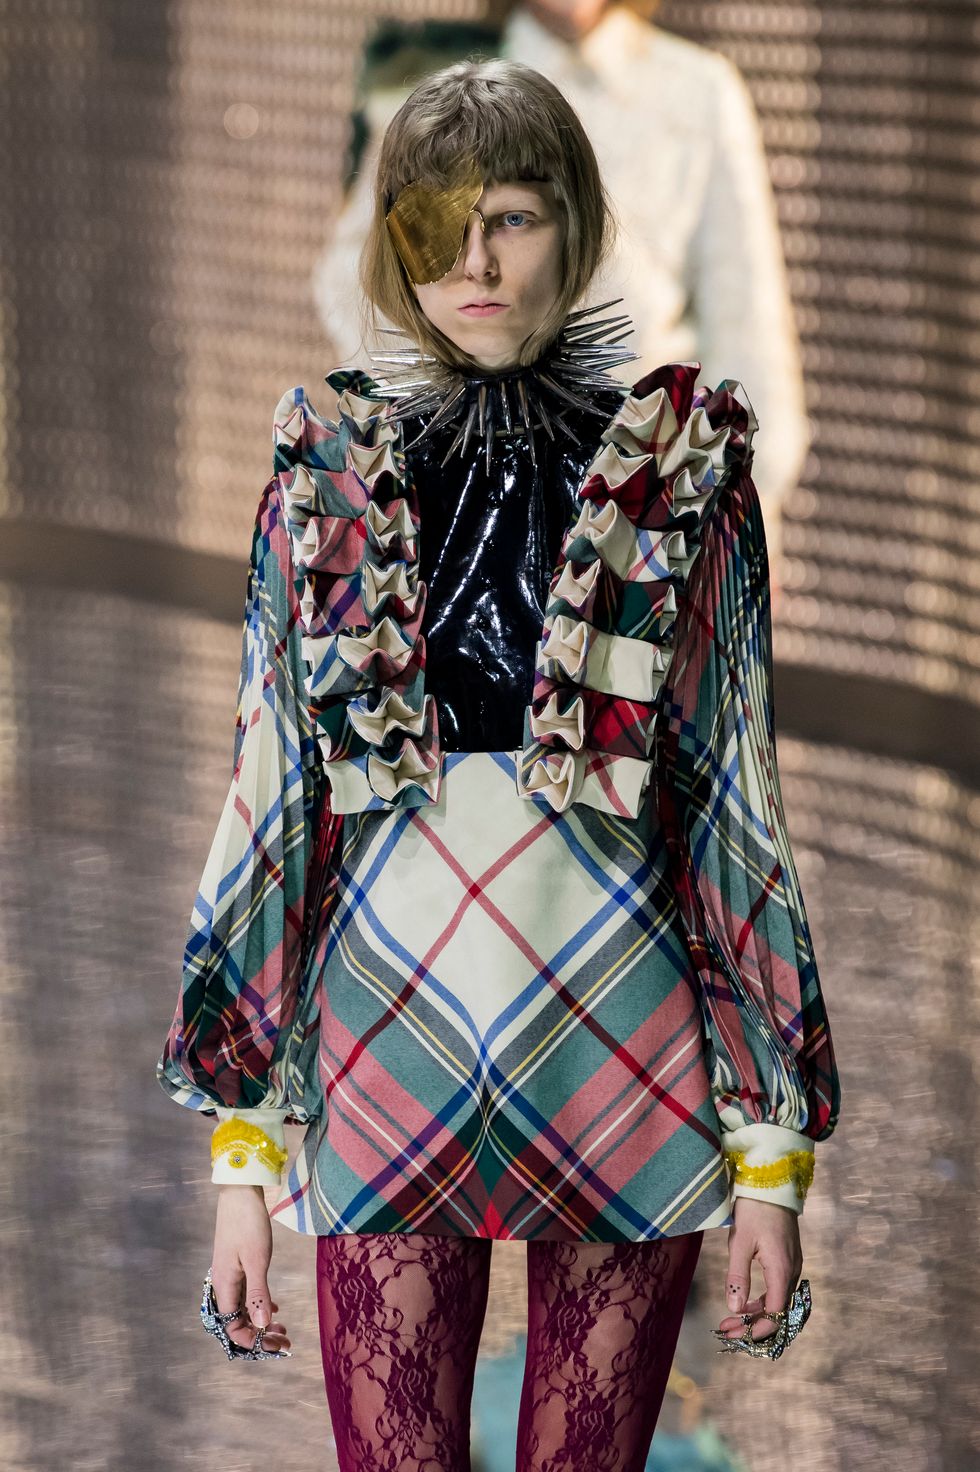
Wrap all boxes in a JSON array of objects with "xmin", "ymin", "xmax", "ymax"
[{"xmin": 315, "ymin": 1229, "xmax": 702, "ymax": 1472}]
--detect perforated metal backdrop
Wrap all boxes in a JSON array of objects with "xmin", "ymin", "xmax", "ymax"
[
  {"xmin": 658, "ymin": 0, "xmax": 979, "ymax": 710},
  {"xmin": 0, "ymin": 0, "xmax": 976, "ymax": 717}
]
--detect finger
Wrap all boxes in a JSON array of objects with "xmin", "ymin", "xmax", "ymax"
[
  {"xmin": 210, "ymin": 1263, "xmax": 246, "ymax": 1323},
  {"xmin": 221, "ymin": 1309, "xmax": 294, "ymax": 1352},
  {"xmin": 210, "ymin": 1262, "xmax": 257, "ymax": 1349},
  {"xmin": 724, "ymin": 1235, "xmax": 754, "ymax": 1316},
  {"xmin": 718, "ymin": 1293, "xmax": 766, "ymax": 1328},
  {"xmin": 765, "ymin": 1247, "xmax": 795, "ymax": 1294},
  {"xmin": 243, "ymin": 1262, "xmax": 274, "ymax": 1329},
  {"xmin": 215, "ymin": 1297, "xmax": 260, "ymax": 1350},
  {"xmin": 717, "ymin": 1293, "xmax": 768, "ymax": 1338},
  {"xmin": 760, "ymin": 1254, "xmax": 794, "ymax": 1322},
  {"xmin": 225, "ymin": 1323, "xmax": 292, "ymax": 1352},
  {"xmin": 718, "ymin": 1276, "xmax": 794, "ymax": 1342}
]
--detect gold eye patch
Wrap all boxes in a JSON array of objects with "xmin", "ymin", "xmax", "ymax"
[{"xmin": 385, "ymin": 161, "xmax": 485, "ymax": 286}]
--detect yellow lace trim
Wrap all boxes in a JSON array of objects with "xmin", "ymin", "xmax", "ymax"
[
  {"xmin": 211, "ymin": 1119, "xmax": 288, "ymax": 1176},
  {"xmin": 724, "ymin": 1148, "xmax": 814, "ymax": 1202}
]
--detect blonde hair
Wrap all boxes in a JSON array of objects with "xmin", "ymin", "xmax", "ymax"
[{"xmin": 359, "ymin": 59, "xmax": 616, "ymax": 371}]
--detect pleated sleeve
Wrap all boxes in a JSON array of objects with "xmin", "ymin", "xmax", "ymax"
[
  {"xmin": 654, "ymin": 463, "xmax": 842, "ymax": 1213},
  {"xmin": 156, "ymin": 461, "xmax": 342, "ymax": 1185}
]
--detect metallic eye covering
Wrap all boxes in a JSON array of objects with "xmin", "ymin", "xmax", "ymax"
[{"xmin": 385, "ymin": 161, "xmax": 485, "ymax": 285}]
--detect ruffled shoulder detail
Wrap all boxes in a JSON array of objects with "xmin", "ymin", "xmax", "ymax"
[
  {"xmin": 514, "ymin": 361, "xmax": 758, "ymax": 818},
  {"xmin": 272, "ymin": 371, "xmax": 443, "ymax": 814}
]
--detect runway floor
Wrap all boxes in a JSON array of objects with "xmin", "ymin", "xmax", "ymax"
[{"xmin": 1, "ymin": 576, "xmax": 977, "ymax": 1472}]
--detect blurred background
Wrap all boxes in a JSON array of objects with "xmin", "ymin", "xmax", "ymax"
[{"xmin": 0, "ymin": 1, "xmax": 978, "ymax": 1470}]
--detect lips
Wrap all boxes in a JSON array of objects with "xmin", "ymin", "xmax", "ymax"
[{"xmin": 458, "ymin": 302, "xmax": 509, "ymax": 317}]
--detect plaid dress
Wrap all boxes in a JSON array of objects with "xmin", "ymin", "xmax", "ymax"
[{"xmin": 158, "ymin": 361, "xmax": 841, "ymax": 1241}]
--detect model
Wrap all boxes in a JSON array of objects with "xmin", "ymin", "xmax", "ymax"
[
  {"xmin": 159, "ymin": 57, "xmax": 841, "ymax": 1472},
  {"xmin": 313, "ymin": 0, "xmax": 810, "ymax": 565}
]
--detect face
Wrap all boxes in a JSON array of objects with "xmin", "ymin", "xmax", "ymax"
[
  {"xmin": 522, "ymin": 0, "xmax": 612, "ymax": 42},
  {"xmin": 414, "ymin": 181, "xmax": 564, "ymax": 371}
]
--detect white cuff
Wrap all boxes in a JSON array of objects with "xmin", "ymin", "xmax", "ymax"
[
  {"xmin": 721, "ymin": 1120, "xmax": 815, "ymax": 1215},
  {"xmin": 211, "ymin": 1107, "xmax": 290, "ymax": 1187}
]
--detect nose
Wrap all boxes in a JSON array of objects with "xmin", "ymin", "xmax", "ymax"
[{"xmin": 458, "ymin": 211, "xmax": 497, "ymax": 281}]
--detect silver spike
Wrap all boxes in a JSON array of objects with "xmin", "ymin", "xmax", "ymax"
[
  {"xmin": 483, "ymin": 386, "xmax": 497, "ymax": 471},
  {"xmin": 563, "ymin": 298, "xmax": 625, "ymax": 323},
  {"xmin": 459, "ymin": 398, "xmax": 478, "ymax": 461},
  {"xmin": 439, "ymin": 419, "xmax": 469, "ymax": 467},
  {"xmin": 565, "ymin": 338, "xmax": 637, "ymax": 359},
  {"xmin": 516, "ymin": 379, "xmax": 537, "ymax": 468},
  {"xmin": 563, "ymin": 335, "xmax": 634, "ymax": 357},
  {"xmin": 560, "ymin": 355, "xmax": 637, "ymax": 376},
  {"xmin": 379, "ymin": 379, "xmax": 443, "ymax": 397},
  {"xmin": 551, "ymin": 410, "xmax": 581, "ymax": 446},
  {"xmin": 401, "ymin": 382, "xmax": 471, "ymax": 449},
  {"xmin": 562, "ymin": 341, "xmax": 636, "ymax": 362},
  {"xmin": 535, "ymin": 370, "xmax": 608, "ymax": 414},
  {"xmin": 411, "ymin": 379, "xmax": 469, "ymax": 435},
  {"xmin": 516, "ymin": 377, "xmax": 532, "ymax": 434},
  {"xmin": 533, "ymin": 387, "xmax": 556, "ymax": 442},
  {"xmin": 479, "ymin": 382, "xmax": 497, "ymax": 444},
  {"xmin": 562, "ymin": 318, "xmax": 633, "ymax": 344},
  {"xmin": 371, "ymin": 350, "xmax": 441, "ymax": 364},
  {"xmin": 500, "ymin": 379, "xmax": 513, "ymax": 435}
]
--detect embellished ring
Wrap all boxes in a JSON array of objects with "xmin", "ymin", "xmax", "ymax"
[
  {"xmin": 199, "ymin": 1270, "xmax": 291, "ymax": 1363},
  {"xmin": 713, "ymin": 1278, "xmax": 813, "ymax": 1361},
  {"xmin": 742, "ymin": 1304, "xmax": 789, "ymax": 1325}
]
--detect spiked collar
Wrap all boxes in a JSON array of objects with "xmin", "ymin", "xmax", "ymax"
[{"xmin": 366, "ymin": 299, "xmax": 637, "ymax": 471}]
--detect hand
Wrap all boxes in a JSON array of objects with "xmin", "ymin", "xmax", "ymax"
[
  {"xmin": 717, "ymin": 1196, "xmax": 803, "ymax": 1343},
  {"xmin": 210, "ymin": 1184, "xmax": 291, "ymax": 1354}
]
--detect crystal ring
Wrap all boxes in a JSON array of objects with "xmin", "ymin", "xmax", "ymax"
[
  {"xmin": 714, "ymin": 1278, "xmax": 813, "ymax": 1361},
  {"xmin": 199, "ymin": 1269, "xmax": 291, "ymax": 1362}
]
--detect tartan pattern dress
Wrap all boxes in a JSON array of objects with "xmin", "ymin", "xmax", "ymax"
[{"xmin": 157, "ymin": 360, "xmax": 841, "ymax": 1241}]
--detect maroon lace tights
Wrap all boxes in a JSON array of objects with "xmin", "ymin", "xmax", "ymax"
[{"xmin": 316, "ymin": 1230, "xmax": 702, "ymax": 1472}]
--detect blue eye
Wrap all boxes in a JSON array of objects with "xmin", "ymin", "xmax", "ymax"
[{"xmin": 502, "ymin": 211, "xmax": 529, "ymax": 227}]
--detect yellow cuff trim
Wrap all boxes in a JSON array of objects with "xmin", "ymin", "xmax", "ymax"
[
  {"xmin": 211, "ymin": 1119, "xmax": 288, "ymax": 1175},
  {"xmin": 724, "ymin": 1148, "xmax": 814, "ymax": 1202}
]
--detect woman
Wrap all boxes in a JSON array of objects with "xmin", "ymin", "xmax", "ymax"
[
  {"xmin": 159, "ymin": 59, "xmax": 841, "ymax": 1471},
  {"xmin": 314, "ymin": 1, "xmax": 810, "ymax": 567}
]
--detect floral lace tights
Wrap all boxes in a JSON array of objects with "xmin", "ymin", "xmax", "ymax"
[{"xmin": 316, "ymin": 1229, "xmax": 702, "ymax": 1471}]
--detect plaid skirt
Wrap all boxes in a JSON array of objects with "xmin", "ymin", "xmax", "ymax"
[{"xmin": 269, "ymin": 750, "xmax": 736, "ymax": 1241}]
